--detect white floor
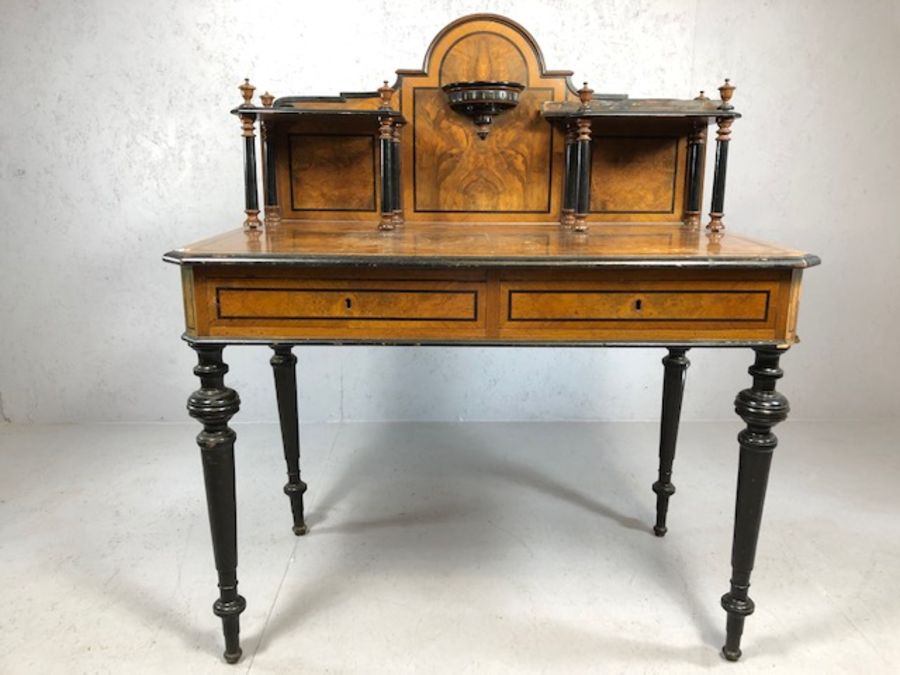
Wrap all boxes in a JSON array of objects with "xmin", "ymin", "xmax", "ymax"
[{"xmin": 1, "ymin": 420, "xmax": 898, "ymax": 674}]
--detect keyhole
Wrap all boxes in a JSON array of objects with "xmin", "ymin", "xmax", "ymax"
[
  {"xmin": 634, "ymin": 299, "xmax": 642, "ymax": 311},
  {"xmin": 345, "ymin": 297, "xmax": 352, "ymax": 309}
]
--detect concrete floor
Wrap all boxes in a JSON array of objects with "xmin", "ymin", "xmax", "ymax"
[{"xmin": 1, "ymin": 420, "xmax": 898, "ymax": 674}]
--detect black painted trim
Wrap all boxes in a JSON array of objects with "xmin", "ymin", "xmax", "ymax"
[
  {"xmin": 182, "ymin": 332, "xmax": 795, "ymax": 348},
  {"xmin": 164, "ymin": 251, "xmax": 823, "ymax": 269}
]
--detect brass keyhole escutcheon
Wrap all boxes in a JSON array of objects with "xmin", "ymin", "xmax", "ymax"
[
  {"xmin": 345, "ymin": 298, "xmax": 352, "ymax": 309},
  {"xmin": 634, "ymin": 298, "xmax": 642, "ymax": 311}
]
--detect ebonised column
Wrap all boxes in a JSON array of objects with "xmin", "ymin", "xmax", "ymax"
[
  {"xmin": 240, "ymin": 114, "xmax": 262, "ymax": 231},
  {"xmin": 653, "ymin": 347, "xmax": 690, "ymax": 536},
  {"xmin": 379, "ymin": 117, "xmax": 395, "ymax": 230},
  {"xmin": 262, "ymin": 122, "xmax": 280, "ymax": 227},
  {"xmin": 187, "ymin": 345, "xmax": 246, "ymax": 664},
  {"xmin": 721, "ymin": 347, "xmax": 790, "ymax": 661},
  {"xmin": 391, "ymin": 122, "xmax": 404, "ymax": 226},
  {"xmin": 707, "ymin": 118, "xmax": 732, "ymax": 233},
  {"xmin": 270, "ymin": 345, "xmax": 308, "ymax": 536},
  {"xmin": 561, "ymin": 127, "xmax": 577, "ymax": 226},
  {"xmin": 707, "ymin": 79, "xmax": 736, "ymax": 233},
  {"xmin": 684, "ymin": 125, "xmax": 705, "ymax": 228},
  {"xmin": 573, "ymin": 118, "xmax": 592, "ymax": 232}
]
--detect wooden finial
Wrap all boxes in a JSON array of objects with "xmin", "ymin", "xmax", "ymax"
[
  {"xmin": 239, "ymin": 78, "xmax": 255, "ymax": 107},
  {"xmin": 260, "ymin": 91, "xmax": 275, "ymax": 108},
  {"xmin": 378, "ymin": 80, "xmax": 394, "ymax": 109},
  {"xmin": 577, "ymin": 81, "xmax": 594, "ymax": 108},
  {"xmin": 695, "ymin": 90, "xmax": 709, "ymax": 101},
  {"xmin": 718, "ymin": 79, "xmax": 735, "ymax": 110}
]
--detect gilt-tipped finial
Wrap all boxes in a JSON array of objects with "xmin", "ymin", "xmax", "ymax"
[
  {"xmin": 378, "ymin": 80, "xmax": 394, "ymax": 109},
  {"xmin": 239, "ymin": 78, "xmax": 256, "ymax": 107},
  {"xmin": 577, "ymin": 81, "xmax": 594, "ymax": 108},
  {"xmin": 717, "ymin": 79, "xmax": 735, "ymax": 110},
  {"xmin": 260, "ymin": 91, "xmax": 275, "ymax": 108}
]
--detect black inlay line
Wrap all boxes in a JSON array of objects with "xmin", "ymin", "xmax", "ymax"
[
  {"xmin": 589, "ymin": 134, "xmax": 681, "ymax": 215},
  {"xmin": 412, "ymin": 87, "xmax": 555, "ymax": 214},
  {"xmin": 287, "ymin": 133, "xmax": 377, "ymax": 212},
  {"xmin": 506, "ymin": 289, "xmax": 770, "ymax": 323},
  {"xmin": 216, "ymin": 287, "xmax": 479, "ymax": 322}
]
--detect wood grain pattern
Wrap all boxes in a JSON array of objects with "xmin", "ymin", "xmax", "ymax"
[
  {"xmin": 497, "ymin": 270, "xmax": 786, "ymax": 341},
  {"xmin": 438, "ymin": 32, "xmax": 529, "ymax": 85},
  {"xmin": 591, "ymin": 136, "xmax": 681, "ymax": 214},
  {"xmin": 506, "ymin": 290, "xmax": 768, "ymax": 321},
  {"xmin": 397, "ymin": 17, "xmax": 571, "ymax": 222},
  {"xmin": 181, "ymin": 266, "xmax": 196, "ymax": 335},
  {"xmin": 167, "ymin": 222, "xmax": 819, "ymax": 268},
  {"xmin": 414, "ymin": 88, "xmax": 552, "ymax": 212},
  {"xmin": 217, "ymin": 287, "xmax": 478, "ymax": 321},
  {"xmin": 288, "ymin": 134, "xmax": 375, "ymax": 211},
  {"xmin": 199, "ymin": 272, "xmax": 487, "ymax": 340},
  {"xmin": 183, "ymin": 264, "xmax": 798, "ymax": 344}
]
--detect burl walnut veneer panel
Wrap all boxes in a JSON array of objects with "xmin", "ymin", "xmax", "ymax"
[
  {"xmin": 398, "ymin": 18, "xmax": 572, "ymax": 222},
  {"xmin": 288, "ymin": 134, "xmax": 376, "ymax": 212},
  {"xmin": 413, "ymin": 87, "xmax": 553, "ymax": 213},
  {"xmin": 591, "ymin": 136, "xmax": 682, "ymax": 215}
]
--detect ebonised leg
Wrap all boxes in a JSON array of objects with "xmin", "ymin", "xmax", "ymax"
[
  {"xmin": 653, "ymin": 347, "xmax": 690, "ymax": 536},
  {"xmin": 187, "ymin": 344, "xmax": 246, "ymax": 664},
  {"xmin": 270, "ymin": 345, "xmax": 308, "ymax": 536},
  {"xmin": 721, "ymin": 347, "xmax": 790, "ymax": 661}
]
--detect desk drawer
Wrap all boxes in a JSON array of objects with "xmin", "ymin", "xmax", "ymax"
[
  {"xmin": 507, "ymin": 290, "xmax": 769, "ymax": 322},
  {"xmin": 199, "ymin": 273, "xmax": 487, "ymax": 340},
  {"xmin": 217, "ymin": 287, "xmax": 477, "ymax": 321},
  {"xmin": 498, "ymin": 273, "xmax": 787, "ymax": 341}
]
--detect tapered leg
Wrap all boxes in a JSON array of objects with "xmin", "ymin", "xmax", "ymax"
[
  {"xmin": 721, "ymin": 347, "xmax": 790, "ymax": 661},
  {"xmin": 270, "ymin": 345, "xmax": 308, "ymax": 536},
  {"xmin": 187, "ymin": 344, "xmax": 246, "ymax": 664},
  {"xmin": 653, "ymin": 347, "xmax": 690, "ymax": 536}
]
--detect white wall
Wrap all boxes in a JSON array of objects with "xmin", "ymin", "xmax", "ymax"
[{"xmin": 1, "ymin": 0, "xmax": 898, "ymax": 424}]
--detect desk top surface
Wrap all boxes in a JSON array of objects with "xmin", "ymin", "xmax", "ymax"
[{"xmin": 164, "ymin": 222, "xmax": 820, "ymax": 269}]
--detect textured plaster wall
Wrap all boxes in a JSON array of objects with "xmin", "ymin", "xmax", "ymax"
[{"xmin": 1, "ymin": 0, "xmax": 898, "ymax": 424}]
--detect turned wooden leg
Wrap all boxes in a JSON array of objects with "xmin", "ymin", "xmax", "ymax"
[
  {"xmin": 721, "ymin": 347, "xmax": 789, "ymax": 661},
  {"xmin": 270, "ymin": 345, "xmax": 308, "ymax": 536},
  {"xmin": 187, "ymin": 344, "xmax": 246, "ymax": 664},
  {"xmin": 653, "ymin": 347, "xmax": 690, "ymax": 536}
]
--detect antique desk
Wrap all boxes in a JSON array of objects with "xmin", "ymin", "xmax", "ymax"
[{"xmin": 164, "ymin": 15, "xmax": 819, "ymax": 664}]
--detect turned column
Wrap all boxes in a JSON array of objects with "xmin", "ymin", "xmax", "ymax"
[
  {"xmin": 187, "ymin": 345, "xmax": 246, "ymax": 664},
  {"xmin": 378, "ymin": 81, "xmax": 396, "ymax": 231},
  {"xmin": 573, "ymin": 82, "xmax": 594, "ymax": 232},
  {"xmin": 708, "ymin": 79, "xmax": 736, "ymax": 233},
  {"xmin": 391, "ymin": 122, "xmax": 404, "ymax": 226},
  {"xmin": 652, "ymin": 347, "xmax": 690, "ymax": 536},
  {"xmin": 270, "ymin": 345, "xmax": 308, "ymax": 535},
  {"xmin": 684, "ymin": 94, "xmax": 708, "ymax": 228},
  {"xmin": 238, "ymin": 79, "xmax": 261, "ymax": 231},
  {"xmin": 259, "ymin": 90, "xmax": 280, "ymax": 227},
  {"xmin": 721, "ymin": 347, "xmax": 790, "ymax": 661},
  {"xmin": 573, "ymin": 118, "xmax": 593, "ymax": 232},
  {"xmin": 561, "ymin": 126, "xmax": 577, "ymax": 226},
  {"xmin": 379, "ymin": 116, "xmax": 395, "ymax": 230}
]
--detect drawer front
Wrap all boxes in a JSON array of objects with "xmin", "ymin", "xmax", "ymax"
[
  {"xmin": 508, "ymin": 290, "xmax": 770, "ymax": 322},
  {"xmin": 200, "ymin": 275, "xmax": 487, "ymax": 340},
  {"xmin": 499, "ymin": 275, "xmax": 786, "ymax": 341},
  {"xmin": 217, "ymin": 287, "xmax": 477, "ymax": 321}
]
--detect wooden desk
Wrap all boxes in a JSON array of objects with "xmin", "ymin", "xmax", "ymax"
[{"xmin": 164, "ymin": 14, "xmax": 819, "ymax": 664}]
